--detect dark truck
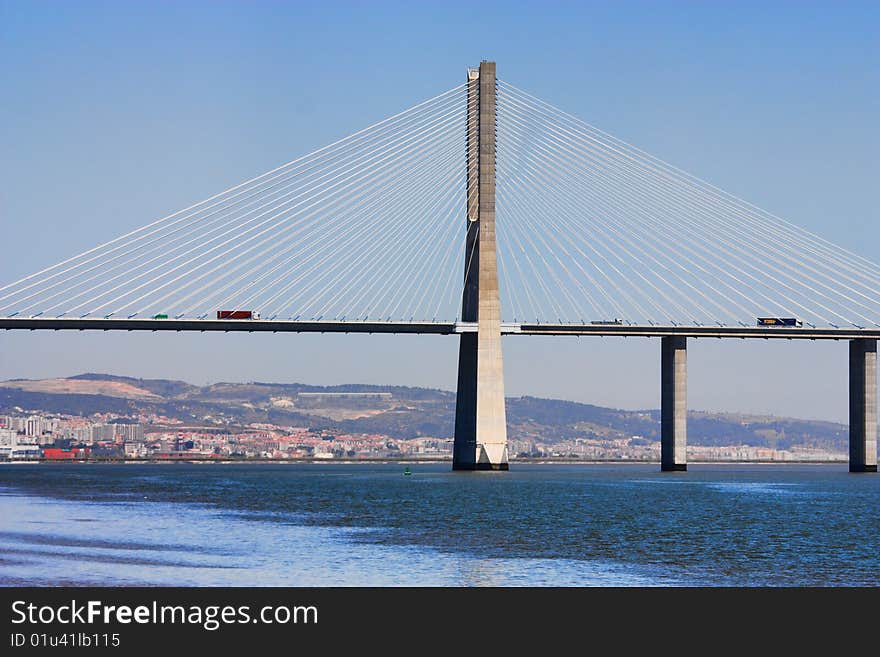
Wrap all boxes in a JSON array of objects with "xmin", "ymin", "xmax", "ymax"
[
  {"xmin": 217, "ymin": 310, "xmax": 261, "ymax": 320},
  {"xmin": 757, "ymin": 317, "xmax": 803, "ymax": 327}
]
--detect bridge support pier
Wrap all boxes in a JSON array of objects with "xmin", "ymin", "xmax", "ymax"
[
  {"xmin": 849, "ymin": 339, "xmax": 877, "ymax": 473},
  {"xmin": 661, "ymin": 336, "xmax": 687, "ymax": 471},
  {"xmin": 452, "ymin": 61, "xmax": 508, "ymax": 471}
]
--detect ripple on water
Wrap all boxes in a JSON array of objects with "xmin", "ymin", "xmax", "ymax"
[{"xmin": 0, "ymin": 463, "xmax": 877, "ymax": 586}]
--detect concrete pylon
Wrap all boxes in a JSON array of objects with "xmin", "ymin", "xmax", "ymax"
[
  {"xmin": 661, "ymin": 336, "xmax": 687, "ymax": 471},
  {"xmin": 849, "ymin": 339, "xmax": 877, "ymax": 473},
  {"xmin": 452, "ymin": 61, "xmax": 509, "ymax": 471}
]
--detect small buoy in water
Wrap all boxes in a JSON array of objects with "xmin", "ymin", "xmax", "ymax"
[{"xmin": 404, "ymin": 466, "xmax": 412, "ymax": 476}]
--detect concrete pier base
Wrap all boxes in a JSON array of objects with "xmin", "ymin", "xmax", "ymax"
[
  {"xmin": 661, "ymin": 336, "xmax": 687, "ymax": 472},
  {"xmin": 453, "ymin": 331, "xmax": 509, "ymax": 471},
  {"xmin": 849, "ymin": 339, "xmax": 877, "ymax": 473}
]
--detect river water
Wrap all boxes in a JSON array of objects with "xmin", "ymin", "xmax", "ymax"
[{"xmin": 0, "ymin": 463, "xmax": 877, "ymax": 586}]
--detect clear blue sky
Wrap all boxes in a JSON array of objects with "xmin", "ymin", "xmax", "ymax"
[{"xmin": 1, "ymin": 1, "xmax": 877, "ymax": 422}]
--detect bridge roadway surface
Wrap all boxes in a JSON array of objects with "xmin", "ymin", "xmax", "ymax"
[{"xmin": 2, "ymin": 317, "xmax": 880, "ymax": 340}]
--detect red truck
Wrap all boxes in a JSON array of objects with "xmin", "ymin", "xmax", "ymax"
[{"xmin": 217, "ymin": 310, "xmax": 261, "ymax": 320}]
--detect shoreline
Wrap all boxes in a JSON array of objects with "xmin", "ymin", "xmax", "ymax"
[{"xmin": 0, "ymin": 457, "xmax": 850, "ymax": 466}]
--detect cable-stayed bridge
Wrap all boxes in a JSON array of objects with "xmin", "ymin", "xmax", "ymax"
[{"xmin": 1, "ymin": 62, "xmax": 876, "ymax": 472}]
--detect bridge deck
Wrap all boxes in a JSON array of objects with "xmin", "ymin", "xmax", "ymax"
[
  {"xmin": 516, "ymin": 323, "xmax": 880, "ymax": 340},
  {"xmin": 1, "ymin": 317, "xmax": 879, "ymax": 340}
]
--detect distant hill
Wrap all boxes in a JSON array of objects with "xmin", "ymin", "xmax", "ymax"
[
  {"xmin": 0, "ymin": 373, "xmax": 849, "ymax": 452},
  {"xmin": 0, "ymin": 376, "xmax": 162, "ymax": 401},
  {"xmin": 68, "ymin": 373, "xmax": 197, "ymax": 398}
]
